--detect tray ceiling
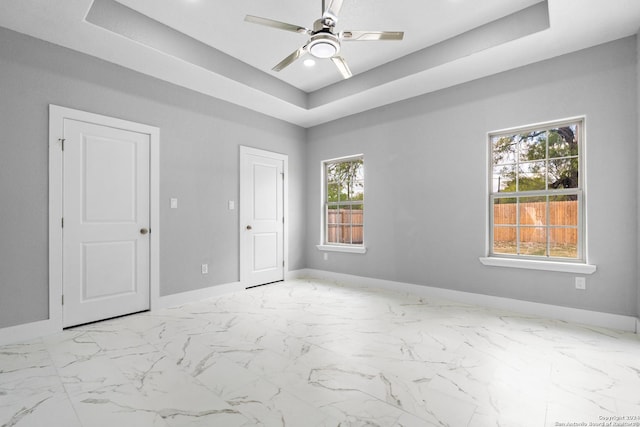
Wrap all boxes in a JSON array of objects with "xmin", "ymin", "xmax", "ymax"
[{"xmin": 1, "ymin": 0, "xmax": 639, "ymax": 127}]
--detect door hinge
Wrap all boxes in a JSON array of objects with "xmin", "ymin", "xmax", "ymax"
[
  {"xmin": 61, "ymin": 295, "xmax": 64, "ymax": 305},
  {"xmin": 61, "ymin": 217, "xmax": 64, "ymax": 228},
  {"xmin": 58, "ymin": 138, "xmax": 65, "ymax": 151},
  {"xmin": 283, "ymin": 260, "xmax": 285, "ymax": 267}
]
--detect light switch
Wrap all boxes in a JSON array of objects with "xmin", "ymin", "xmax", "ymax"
[
  {"xmin": 170, "ymin": 198, "xmax": 178, "ymax": 209},
  {"xmin": 228, "ymin": 200, "xmax": 235, "ymax": 210}
]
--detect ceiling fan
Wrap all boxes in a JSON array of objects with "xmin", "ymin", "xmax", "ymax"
[{"xmin": 244, "ymin": 0, "xmax": 404, "ymax": 79}]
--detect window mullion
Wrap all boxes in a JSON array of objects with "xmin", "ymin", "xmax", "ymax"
[
  {"xmin": 578, "ymin": 192, "xmax": 584, "ymax": 260},
  {"xmin": 494, "ymin": 189, "xmax": 579, "ymax": 198},
  {"xmin": 516, "ymin": 197, "xmax": 520, "ymax": 255},
  {"xmin": 545, "ymin": 129, "xmax": 549, "ymax": 258},
  {"xmin": 546, "ymin": 195, "xmax": 550, "ymax": 257},
  {"xmin": 545, "ymin": 129, "xmax": 549, "ymax": 191}
]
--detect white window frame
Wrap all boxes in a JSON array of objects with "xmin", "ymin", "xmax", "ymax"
[
  {"xmin": 479, "ymin": 117, "xmax": 596, "ymax": 274},
  {"xmin": 317, "ymin": 154, "xmax": 367, "ymax": 254}
]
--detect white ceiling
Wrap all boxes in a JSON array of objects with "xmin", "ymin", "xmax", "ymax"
[
  {"xmin": 1, "ymin": 0, "xmax": 640, "ymax": 127},
  {"xmin": 114, "ymin": 0, "xmax": 542, "ymax": 92}
]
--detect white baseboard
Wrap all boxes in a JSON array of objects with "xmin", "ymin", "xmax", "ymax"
[
  {"xmin": 285, "ymin": 269, "xmax": 309, "ymax": 280},
  {"xmin": 1, "ymin": 272, "xmax": 636, "ymax": 346},
  {"xmin": 0, "ymin": 318, "xmax": 60, "ymax": 347},
  {"xmin": 293, "ymin": 269, "xmax": 639, "ymax": 333},
  {"xmin": 0, "ymin": 281, "xmax": 245, "ymax": 346},
  {"xmin": 157, "ymin": 281, "xmax": 244, "ymax": 309}
]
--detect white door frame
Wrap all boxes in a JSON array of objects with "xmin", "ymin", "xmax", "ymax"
[
  {"xmin": 239, "ymin": 146, "xmax": 288, "ymax": 286},
  {"xmin": 49, "ymin": 105, "xmax": 160, "ymax": 329}
]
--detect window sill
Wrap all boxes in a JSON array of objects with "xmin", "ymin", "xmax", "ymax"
[
  {"xmin": 479, "ymin": 257, "xmax": 597, "ymax": 274},
  {"xmin": 316, "ymin": 245, "xmax": 367, "ymax": 254}
]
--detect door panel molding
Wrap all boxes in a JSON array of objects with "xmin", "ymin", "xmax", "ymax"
[{"xmin": 49, "ymin": 105, "xmax": 160, "ymax": 329}]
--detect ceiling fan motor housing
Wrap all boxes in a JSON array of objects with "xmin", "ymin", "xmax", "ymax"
[{"xmin": 309, "ymin": 19, "xmax": 340, "ymax": 58}]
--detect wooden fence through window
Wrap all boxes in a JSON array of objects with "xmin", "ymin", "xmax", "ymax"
[
  {"xmin": 327, "ymin": 209, "xmax": 363, "ymax": 244},
  {"xmin": 493, "ymin": 201, "xmax": 578, "ymax": 243},
  {"xmin": 327, "ymin": 203, "xmax": 577, "ymax": 245}
]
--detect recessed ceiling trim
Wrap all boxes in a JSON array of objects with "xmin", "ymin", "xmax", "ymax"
[
  {"xmin": 86, "ymin": 0, "xmax": 308, "ymax": 108},
  {"xmin": 86, "ymin": 0, "xmax": 548, "ymax": 114},
  {"xmin": 86, "ymin": 0, "xmax": 549, "ymax": 115},
  {"xmin": 2, "ymin": 0, "xmax": 639, "ymax": 128},
  {"xmin": 309, "ymin": 1, "xmax": 550, "ymax": 108}
]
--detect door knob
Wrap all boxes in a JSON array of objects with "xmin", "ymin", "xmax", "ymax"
[
  {"xmin": 140, "ymin": 228, "xmax": 149, "ymax": 235},
  {"xmin": 246, "ymin": 225, "xmax": 252, "ymax": 230}
]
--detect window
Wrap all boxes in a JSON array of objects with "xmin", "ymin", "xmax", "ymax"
[
  {"xmin": 321, "ymin": 155, "xmax": 364, "ymax": 250},
  {"xmin": 489, "ymin": 119, "xmax": 584, "ymax": 262}
]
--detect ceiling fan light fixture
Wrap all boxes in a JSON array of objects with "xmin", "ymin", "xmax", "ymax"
[
  {"xmin": 308, "ymin": 34, "xmax": 340, "ymax": 58},
  {"xmin": 309, "ymin": 42, "xmax": 337, "ymax": 58}
]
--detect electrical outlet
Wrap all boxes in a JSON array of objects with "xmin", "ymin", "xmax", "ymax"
[
  {"xmin": 323, "ymin": 253, "xmax": 328, "ymax": 261},
  {"xmin": 228, "ymin": 200, "xmax": 235, "ymax": 210},
  {"xmin": 170, "ymin": 198, "xmax": 178, "ymax": 209},
  {"xmin": 575, "ymin": 277, "xmax": 586, "ymax": 290},
  {"xmin": 201, "ymin": 263, "xmax": 208, "ymax": 274}
]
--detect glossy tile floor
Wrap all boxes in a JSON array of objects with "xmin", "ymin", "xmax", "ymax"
[{"xmin": 2, "ymin": 279, "xmax": 640, "ymax": 427}]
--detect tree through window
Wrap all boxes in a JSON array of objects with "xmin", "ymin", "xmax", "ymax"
[{"xmin": 490, "ymin": 119, "xmax": 584, "ymax": 260}]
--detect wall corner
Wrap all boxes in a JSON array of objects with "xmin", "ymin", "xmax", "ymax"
[{"xmin": 636, "ymin": 32, "xmax": 640, "ymax": 320}]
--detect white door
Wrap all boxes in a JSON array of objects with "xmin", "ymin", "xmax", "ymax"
[
  {"xmin": 62, "ymin": 119, "xmax": 150, "ymax": 327},
  {"xmin": 240, "ymin": 147, "xmax": 286, "ymax": 287}
]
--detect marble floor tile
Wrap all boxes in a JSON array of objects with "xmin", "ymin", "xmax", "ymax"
[
  {"xmin": 220, "ymin": 377, "xmax": 337, "ymax": 426},
  {"xmin": 0, "ymin": 371, "xmax": 82, "ymax": 427},
  {"xmin": 0, "ymin": 341, "xmax": 53, "ymax": 386},
  {"xmin": 1, "ymin": 278, "xmax": 639, "ymax": 427}
]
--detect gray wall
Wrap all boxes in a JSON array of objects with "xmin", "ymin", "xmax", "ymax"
[
  {"xmin": 0, "ymin": 28, "xmax": 306, "ymax": 329},
  {"xmin": 1, "ymin": 26, "xmax": 638, "ymax": 331},
  {"xmin": 307, "ymin": 37, "xmax": 639, "ymax": 317}
]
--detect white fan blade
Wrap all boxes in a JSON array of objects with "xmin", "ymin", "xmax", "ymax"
[
  {"xmin": 331, "ymin": 56, "xmax": 352, "ymax": 79},
  {"xmin": 323, "ymin": 0, "xmax": 344, "ymax": 21},
  {"xmin": 341, "ymin": 31, "xmax": 404, "ymax": 41},
  {"xmin": 245, "ymin": 15, "xmax": 309, "ymax": 34},
  {"xmin": 272, "ymin": 46, "xmax": 308, "ymax": 72}
]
